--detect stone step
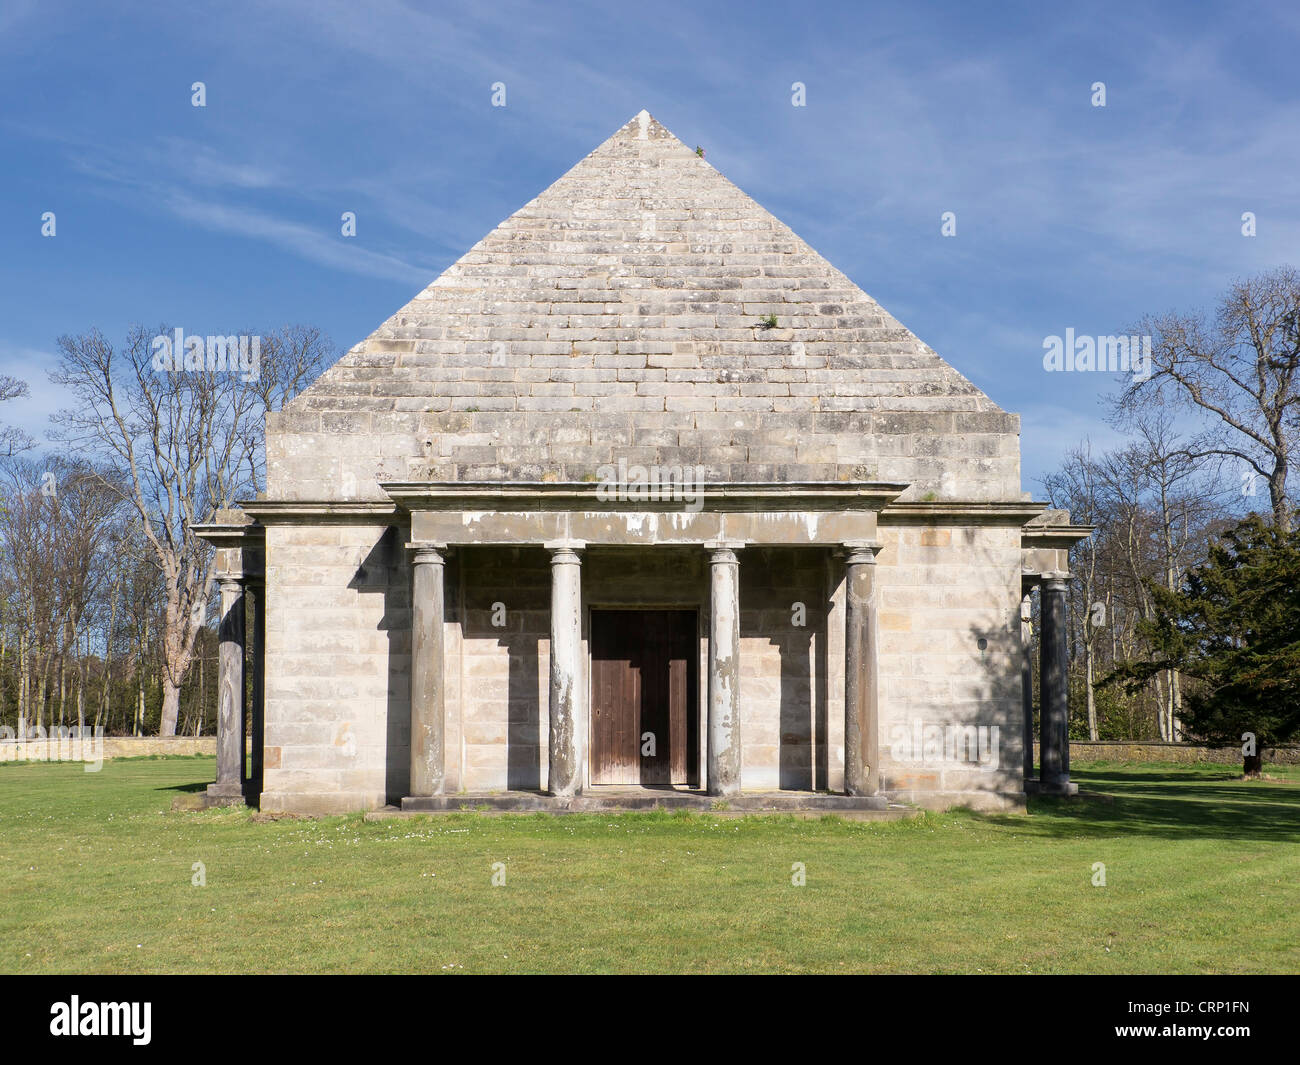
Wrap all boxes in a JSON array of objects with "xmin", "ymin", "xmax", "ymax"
[{"xmin": 384, "ymin": 791, "xmax": 912, "ymax": 819}]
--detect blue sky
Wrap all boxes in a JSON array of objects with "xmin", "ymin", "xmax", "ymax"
[{"xmin": 2, "ymin": 0, "xmax": 1296, "ymax": 491}]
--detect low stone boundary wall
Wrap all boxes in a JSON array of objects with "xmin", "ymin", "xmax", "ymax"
[
  {"xmin": 0, "ymin": 735, "xmax": 223, "ymax": 763},
  {"xmin": 1035, "ymin": 741, "xmax": 1300, "ymax": 765}
]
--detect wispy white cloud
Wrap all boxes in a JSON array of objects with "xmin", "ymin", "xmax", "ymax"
[
  {"xmin": 156, "ymin": 190, "xmax": 431, "ymax": 285},
  {"xmin": 46, "ymin": 130, "xmax": 438, "ymax": 285},
  {"xmin": 152, "ymin": 139, "xmax": 284, "ymax": 190}
]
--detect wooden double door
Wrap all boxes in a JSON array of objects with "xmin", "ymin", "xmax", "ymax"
[{"xmin": 590, "ymin": 610, "xmax": 699, "ymax": 786}]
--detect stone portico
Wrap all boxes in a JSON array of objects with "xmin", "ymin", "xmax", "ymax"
[
  {"xmin": 196, "ymin": 111, "xmax": 1089, "ymax": 814},
  {"xmin": 391, "ymin": 481, "xmax": 901, "ymax": 806}
]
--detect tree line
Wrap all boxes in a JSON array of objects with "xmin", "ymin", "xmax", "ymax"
[
  {"xmin": 0, "ymin": 325, "xmax": 330, "ymax": 736},
  {"xmin": 1037, "ymin": 266, "xmax": 1300, "ymax": 770}
]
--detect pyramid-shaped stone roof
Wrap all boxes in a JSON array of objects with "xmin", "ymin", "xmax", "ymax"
[{"xmin": 266, "ymin": 111, "xmax": 1020, "ymax": 501}]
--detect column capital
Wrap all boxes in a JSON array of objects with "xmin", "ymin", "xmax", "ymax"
[
  {"xmin": 544, "ymin": 540, "xmax": 585, "ymax": 565},
  {"xmin": 841, "ymin": 539, "xmax": 882, "ymax": 565},
  {"xmin": 216, "ymin": 573, "xmax": 246, "ymax": 592},
  {"xmin": 704, "ymin": 540, "xmax": 743, "ymax": 565},
  {"xmin": 1041, "ymin": 572, "xmax": 1070, "ymax": 591},
  {"xmin": 406, "ymin": 542, "xmax": 447, "ymax": 566}
]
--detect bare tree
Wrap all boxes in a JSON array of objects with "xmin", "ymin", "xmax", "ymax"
[
  {"xmin": 1118, "ymin": 266, "xmax": 1300, "ymax": 532},
  {"xmin": 50, "ymin": 324, "xmax": 329, "ymax": 734},
  {"xmin": 1040, "ymin": 409, "xmax": 1231, "ymax": 743},
  {"xmin": 0, "ymin": 374, "xmax": 34, "ymax": 457}
]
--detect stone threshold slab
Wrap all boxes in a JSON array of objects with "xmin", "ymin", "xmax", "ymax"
[{"xmin": 393, "ymin": 791, "xmax": 901, "ymax": 815}]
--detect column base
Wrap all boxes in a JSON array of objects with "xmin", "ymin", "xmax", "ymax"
[
  {"xmin": 399, "ymin": 793, "xmax": 450, "ymax": 811},
  {"xmin": 200, "ymin": 782, "xmax": 248, "ymax": 808},
  {"xmin": 1025, "ymin": 779, "xmax": 1079, "ymax": 797}
]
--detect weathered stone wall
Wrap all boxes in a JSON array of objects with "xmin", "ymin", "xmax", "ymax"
[
  {"xmin": 0, "ymin": 736, "xmax": 231, "ymax": 762},
  {"xmin": 874, "ymin": 522, "xmax": 1025, "ymax": 810},
  {"xmin": 738, "ymin": 547, "xmax": 834, "ymax": 791},
  {"xmin": 267, "ymin": 408, "xmax": 1020, "ymax": 504},
  {"xmin": 455, "ymin": 547, "xmax": 550, "ymax": 792},
  {"xmin": 259, "ymin": 521, "xmax": 412, "ymax": 815}
]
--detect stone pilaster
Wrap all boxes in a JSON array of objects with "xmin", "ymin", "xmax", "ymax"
[
  {"xmin": 843, "ymin": 541, "xmax": 881, "ymax": 796},
  {"xmin": 546, "ymin": 542, "xmax": 584, "ymax": 797},
  {"xmin": 408, "ymin": 544, "xmax": 447, "ymax": 797},
  {"xmin": 706, "ymin": 542, "xmax": 742, "ymax": 797}
]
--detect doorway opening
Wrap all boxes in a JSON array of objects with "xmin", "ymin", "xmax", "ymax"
[{"xmin": 589, "ymin": 609, "xmax": 699, "ymax": 786}]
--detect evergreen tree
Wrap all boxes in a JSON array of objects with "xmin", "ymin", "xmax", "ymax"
[{"xmin": 1108, "ymin": 514, "xmax": 1300, "ymax": 776}]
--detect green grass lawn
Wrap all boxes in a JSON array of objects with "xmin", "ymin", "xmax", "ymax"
[{"xmin": 1, "ymin": 756, "xmax": 1296, "ymax": 973}]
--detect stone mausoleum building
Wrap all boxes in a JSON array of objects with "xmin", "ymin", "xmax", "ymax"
[{"xmin": 197, "ymin": 112, "xmax": 1089, "ymax": 816}]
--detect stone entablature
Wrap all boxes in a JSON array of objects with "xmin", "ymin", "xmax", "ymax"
[{"xmin": 387, "ymin": 480, "xmax": 902, "ymax": 547}]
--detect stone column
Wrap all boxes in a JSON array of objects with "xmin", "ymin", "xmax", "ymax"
[
  {"xmin": 547, "ymin": 542, "xmax": 584, "ymax": 797},
  {"xmin": 843, "ymin": 541, "xmax": 881, "ymax": 796},
  {"xmin": 246, "ymin": 578, "xmax": 266, "ymax": 802},
  {"xmin": 408, "ymin": 544, "xmax": 448, "ymax": 797},
  {"xmin": 1039, "ymin": 575, "xmax": 1071, "ymax": 791},
  {"xmin": 1020, "ymin": 582, "xmax": 1036, "ymax": 784},
  {"xmin": 207, "ymin": 575, "xmax": 245, "ymax": 803},
  {"xmin": 706, "ymin": 543, "xmax": 742, "ymax": 797}
]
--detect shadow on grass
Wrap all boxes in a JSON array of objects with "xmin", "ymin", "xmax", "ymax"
[
  {"xmin": 156, "ymin": 781, "xmax": 208, "ymax": 794},
  {"xmin": 973, "ymin": 765, "xmax": 1300, "ymax": 842}
]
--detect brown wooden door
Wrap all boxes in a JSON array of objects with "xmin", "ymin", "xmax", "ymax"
[{"xmin": 590, "ymin": 610, "xmax": 697, "ymax": 786}]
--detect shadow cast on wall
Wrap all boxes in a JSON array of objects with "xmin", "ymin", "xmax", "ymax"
[
  {"xmin": 772, "ymin": 602, "xmax": 831, "ymax": 791},
  {"xmin": 348, "ymin": 524, "xmax": 411, "ymax": 804}
]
